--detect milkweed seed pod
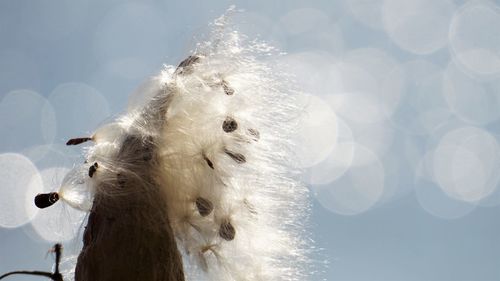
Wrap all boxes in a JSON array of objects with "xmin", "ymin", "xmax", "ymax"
[{"xmin": 36, "ymin": 9, "xmax": 311, "ymax": 281}]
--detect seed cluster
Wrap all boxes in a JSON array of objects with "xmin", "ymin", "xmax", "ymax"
[{"xmin": 36, "ymin": 22, "xmax": 311, "ymax": 280}]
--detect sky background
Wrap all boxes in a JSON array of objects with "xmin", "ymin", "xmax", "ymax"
[{"xmin": 0, "ymin": 0, "xmax": 500, "ymax": 280}]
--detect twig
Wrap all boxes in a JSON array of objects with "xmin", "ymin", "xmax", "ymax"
[{"xmin": 0, "ymin": 244, "xmax": 63, "ymax": 281}]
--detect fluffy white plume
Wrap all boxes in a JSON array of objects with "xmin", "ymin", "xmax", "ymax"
[{"xmin": 52, "ymin": 9, "xmax": 311, "ymax": 281}]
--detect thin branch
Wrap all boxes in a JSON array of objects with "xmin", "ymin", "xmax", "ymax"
[
  {"xmin": 0, "ymin": 270, "xmax": 54, "ymax": 280},
  {"xmin": 0, "ymin": 243, "xmax": 63, "ymax": 281}
]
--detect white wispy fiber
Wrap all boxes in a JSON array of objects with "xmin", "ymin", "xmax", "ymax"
[{"xmin": 56, "ymin": 9, "xmax": 311, "ymax": 281}]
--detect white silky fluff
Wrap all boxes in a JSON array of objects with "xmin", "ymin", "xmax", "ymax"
[{"xmin": 58, "ymin": 11, "xmax": 311, "ymax": 281}]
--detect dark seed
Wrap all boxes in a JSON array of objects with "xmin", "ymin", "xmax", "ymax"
[
  {"xmin": 222, "ymin": 117, "xmax": 238, "ymax": 133},
  {"xmin": 203, "ymin": 155, "xmax": 214, "ymax": 169},
  {"xmin": 34, "ymin": 192, "xmax": 59, "ymax": 209},
  {"xmin": 244, "ymin": 199, "xmax": 258, "ymax": 215},
  {"xmin": 88, "ymin": 162, "xmax": 98, "ymax": 178},
  {"xmin": 224, "ymin": 149, "xmax": 246, "ymax": 164},
  {"xmin": 142, "ymin": 147, "xmax": 153, "ymax": 161},
  {"xmin": 195, "ymin": 197, "xmax": 214, "ymax": 217},
  {"xmin": 247, "ymin": 128, "xmax": 260, "ymax": 141},
  {"xmin": 176, "ymin": 55, "xmax": 200, "ymax": 75},
  {"xmin": 177, "ymin": 55, "xmax": 200, "ymax": 68},
  {"xmin": 141, "ymin": 135, "xmax": 154, "ymax": 161},
  {"xmin": 222, "ymin": 80, "xmax": 234, "ymax": 95},
  {"xmin": 219, "ymin": 220, "xmax": 236, "ymax": 241},
  {"xmin": 119, "ymin": 134, "xmax": 155, "ymax": 162},
  {"xmin": 117, "ymin": 173, "xmax": 126, "ymax": 187},
  {"xmin": 66, "ymin": 137, "xmax": 92, "ymax": 146}
]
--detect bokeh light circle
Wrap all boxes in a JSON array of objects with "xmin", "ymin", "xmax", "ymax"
[
  {"xmin": 391, "ymin": 60, "xmax": 451, "ymax": 135},
  {"xmin": 295, "ymin": 94, "xmax": 338, "ymax": 168},
  {"xmin": 304, "ymin": 117, "xmax": 354, "ymax": 185},
  {"xmin": 22, "ymin": 144, "xmax": 82, "ymax": 170},
  {"xmin": 280, "ymin": 8, "xmax": 330, "ymax": 36},
  {"xmin": 0, "ymin": 153, "xmax": 42, "ymax": 228},
  {"xmin": 328, "ymin": 92, "xmax": 387, "ymax": 124},
  {"xmin": 325, "ymin": 90, "xmax": 396, "ymax": 162},
  {"xmin": 382, "ymin": 0, "xmax": 455, "ymax": 54},
  {"xmin": 433, "ymin": 126, "xmax": 500, "ymax": 203},
  {"xmin": 449, "ymin": 0, "xmax": 500, "ymax": 76},
  {"xmin": 278, "ymin": 52, "xmax": 342, "ymax": 98},
  {"xmin": 313, "ymin": 143, "xmax": 385, "ymax": 216},
  {"xmin": 341, "ymin": 48, "xmax": 404, "ymax": 118},
  {"xmin": 347, "ymin": 0, "xmax": 384, "ymax": 30},
  {"xmin": 46, "ymin": 82, "xmax": 110, "ymax": 141},
  {"xmin": 443, "ymin": 61, "xmax": 500, "ymax": 125},
  {"xmin": 415, "ymin": 152, "xmax": 477, "ymax": 219},
  {"xmin": 0, "ymin": 90, "xmax": 56, "ymax": 153}
]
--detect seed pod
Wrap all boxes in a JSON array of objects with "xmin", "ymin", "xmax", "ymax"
[{"xmin": 34, "ymin": 12, "xmax": 312, "ymax": 281}]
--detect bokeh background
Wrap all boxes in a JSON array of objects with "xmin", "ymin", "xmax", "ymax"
[{"xmin": 1, "ymin": 0, "xmax": 499, "ymax": 280}]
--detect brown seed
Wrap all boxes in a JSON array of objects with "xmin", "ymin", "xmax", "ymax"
[
  {"xmin": 224, "ymin": 148, "xmax": 246, "ymax": 164},
  {"xmin": 222, "ymin": 117, "xmax": 238, "ymax": 133},
  {"xmin": 195, "ymin": 197, "xmax": 214, "ymax": 217},
  {"xmin": 66, "ymin": 137, "xmax": 92, "ymax": 146},
  {"xmin": 243, "ymin": 199, "xmax": 258, "ymax": 215},
  {"xmin": 142, "ymin": 146, "xmax": 153, "ymax": 161},
  {"xmin": 247, "ymin": 128, "xmax": 260, "ymax": 141},
  {"xmin": 219, "ymin": 220, "xmax": 236, "ymax": 241},
  {"xmin": 222, "ymin": 80, "xmax": 234, "ymax": 95},
  {"xmin": 88, "ymin": 162, "xmax": 98, "ymax": 178},
  {"xmin": 176, "ymin": 55, "xmax": 200, "ymax": 75},
  {"xmin": 177, "ymin": 55, "xmax": 200, "ymax": 68},
  {"xmin": 117, "ymin": 173, "xmax": 126, "ymax": 188},
  {"xmin": 34, "ymin": 192, "xmax": 59, "ymax": 209},
  {"xmin": 203, "ymin": 155, "xmax": 214, "ymax": 169}
]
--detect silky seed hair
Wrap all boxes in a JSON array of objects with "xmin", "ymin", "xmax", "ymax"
[{"xmin": 42, "ymin": 9, "xmax": 312, "ymax": 281}]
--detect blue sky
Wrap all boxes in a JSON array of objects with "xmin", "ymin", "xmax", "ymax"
[{"xmin": 0, "ymin": 0, "xmax": 499, "ymax": 280}]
